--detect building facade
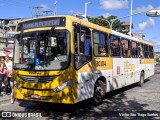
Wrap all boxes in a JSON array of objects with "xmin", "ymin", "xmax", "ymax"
[{"xmin": 0, "ymin": 18, "xmax": 22, "ymax": 51}]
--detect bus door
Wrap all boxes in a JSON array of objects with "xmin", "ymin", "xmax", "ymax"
[
  {"xmin": 137, "ymin": 43, "xmax": 144, "ymax": 82},
  {"xmin": 110, "ymin": 36, "xmax": 126, "ymax": 89},
  {"xmin": 73, "ymin": 23, "xmax": 93, "ymax": 101},
  {"xmin": 130, "ymin": 41, "xmax": 139, "ymax": 83}
]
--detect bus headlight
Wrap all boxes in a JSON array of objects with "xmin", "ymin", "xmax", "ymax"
[
  {"xmin": 53, "ymin": 80, "xmax": 72, "ymax": 92},
  {"xmin": 14, "ymin": 81, "xmax": 21, "ymax": 89}
]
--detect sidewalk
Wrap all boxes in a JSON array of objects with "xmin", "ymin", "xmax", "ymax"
[
  {"xmin": 0, "ymin": 95, "xmax": 10, "ymax": 105},
  {"xmin": 0, "ymin": 82, "xmax": 11, "ymax": 105}
]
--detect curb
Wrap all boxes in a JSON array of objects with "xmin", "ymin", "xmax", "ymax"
[{"xmin": 0, "ymin": 96, "xmax": 10, "ymax": 105}]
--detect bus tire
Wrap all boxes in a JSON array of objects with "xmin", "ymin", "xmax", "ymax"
[
  {"xmin": 92, "ymin": 80, "xmax": 105, "ymax": 105},
  {"xmin": 139, "ymin": 72, "xmax": 144, "ymax": 87}
]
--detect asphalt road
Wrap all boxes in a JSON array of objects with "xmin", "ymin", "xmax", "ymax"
[{"xmin": 0, "ymin": 65, "xmax": 160, "ymax": 120}]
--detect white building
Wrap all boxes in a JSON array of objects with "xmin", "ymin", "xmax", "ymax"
[{"xmin": 0, "ymin": 18, "xmax": 22, "ymax": 50}]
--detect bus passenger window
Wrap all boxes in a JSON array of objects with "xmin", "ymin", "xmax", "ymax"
[
  {"xmin": 100, "ymin": 45, "xmax": 107, "ymax": 55},
  {"xmin": 121, "ymin": 38, "xmax": 131, "ymax": 57},
  {"xmin": 110, "ymin": 35, "xmax": 120, "ymax": 57},
  {"xmin": 131, "ymin": 41, "xmax": 138, "ymax": 58},
  {"xmin": 138, "ymin": 43, "xmax": 144, "ymax": 58},
  {"xmin": 144, "ymin": 44, "xmax": 149, "ymax": 58},
  {"xmin": 80, "ymin": 27, "xmax": 91, "ymax": 55},
  {"xmin": 93, "ymin": 31, "xmax": 108, "ymax": 56},
  {"xmin": 149, "ymin": 46, "xmax": 154, "ymax": 58}
]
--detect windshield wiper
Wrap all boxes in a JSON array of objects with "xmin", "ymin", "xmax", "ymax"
[{"xmin": 23, "ymin": 37, "xmax": 36, "ymax": 41}]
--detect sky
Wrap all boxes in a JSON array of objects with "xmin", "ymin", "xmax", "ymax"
[{"xmin": 0, "ymin": 0, "xmax": 160, "ymax": 51}]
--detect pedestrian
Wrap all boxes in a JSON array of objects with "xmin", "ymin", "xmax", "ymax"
[
  {"xmin": 9, "ymin": 54, "xmax": 14, "ymax": 104},
  {"xmin": 0, "ymin": 57, "xmax": 6, "ymax": 96},
  {"xmin": 3, "ymin": 56, "xmax": 10, "ymax": 95},
  {"xmin": 5, "ymin": 54, "xmax": 14, "ymax": 103}
]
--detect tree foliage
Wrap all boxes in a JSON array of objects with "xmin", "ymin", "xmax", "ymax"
[
  {"xmin": 155, "ymin": 58, "xmax": 160, "ymax": 63},
  {"xmin": 87, "ymin": 15, "xmax": 129, "ymax": 35}
]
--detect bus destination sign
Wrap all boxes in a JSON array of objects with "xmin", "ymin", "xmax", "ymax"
[{"xmin": 18, "ymin": 17, "xmax": 65, "ymax": 31}]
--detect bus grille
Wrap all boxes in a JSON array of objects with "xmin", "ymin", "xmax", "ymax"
[{"xmin": 17, "ymin": 75, "xmax": 57, "ymax": 83}]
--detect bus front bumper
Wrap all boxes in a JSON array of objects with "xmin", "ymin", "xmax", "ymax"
[{"xmin": 14, "ymin": 85, "xmax": 77, "ymax": 104}]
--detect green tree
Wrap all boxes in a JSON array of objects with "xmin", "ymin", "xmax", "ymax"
[
  {"xmin": 87, "ymin": 15, "xmax": 129, "ymax": 34},
  {"xmin": 155, "ymin": 58, "xmax": 159, "ymax": 63}
]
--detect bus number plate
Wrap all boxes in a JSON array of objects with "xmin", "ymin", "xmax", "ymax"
[{"xmin": 31, "ymin": 94, "xmax": 40, "ymax": 99}]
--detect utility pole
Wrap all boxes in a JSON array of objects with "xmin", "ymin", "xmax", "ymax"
[
  {"xmin": 84, "ymin": 2, "xmax": 92, "ymax": 20},
  {"xmin": 129, "ymin": 0, "xmax": 133, "ymax": 36},
  {"xmin": 33, "ymin": 6, "xmax": 43, "ymax": 18},
  {"xmin": 54, "ymin": 1, "xmax": 57, "ymax": 15},
  {"xmin": 43, "ymin": 10, "xmax": 53, "ymax": 16}
]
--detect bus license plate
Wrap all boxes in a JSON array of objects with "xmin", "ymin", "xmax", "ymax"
[{"xmin": 31, "ymin": 94, "xmax": 40, "ymax": 99}]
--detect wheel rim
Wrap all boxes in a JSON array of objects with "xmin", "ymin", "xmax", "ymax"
[{"xmin": 94, "ymin": 82, "xmax": 104, "ymax": 102}]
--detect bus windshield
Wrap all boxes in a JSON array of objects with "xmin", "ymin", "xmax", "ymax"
[{"xmin": 13, "ymin": 30, "xmax": 70, "ymax": 70}]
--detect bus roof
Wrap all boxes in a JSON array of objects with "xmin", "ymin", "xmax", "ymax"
[
  {"xmin": 111, "ymin": 30, "xmax": 153, "ymax": 46},
  {"xmin": 139, "ymin": 39, "xmax": 154, "ymax": 46},
  {"xmin": 111, "ymin": 30, "xmax": 139, "ymax": 42}
]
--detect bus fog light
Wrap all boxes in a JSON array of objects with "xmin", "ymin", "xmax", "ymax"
[
  {"xmin": 53, "ymin": 80, "xmax": 72, "ymax": 92},
  {"xmin": 14, "ymin": 81, "xmax": 21, "ymax": 89}
]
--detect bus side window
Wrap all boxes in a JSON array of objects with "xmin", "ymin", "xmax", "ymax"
[
  {"xmin": 149, "ymin": 46, "xmax": 154, "ymax": 58},
  {"xmin": 131, "ymin": 41, "xmax": 138, "ymax": 58},
  {"xmin": 80, "ymin": 27, "xmax": 91, "ymax": 55},
  {"xmin": 73, "ymin": 24, "xmax": 92, "ymax": 69},
  {"xmin": 93, "ymin": 31, "xmax": 109, "ymax": 56},
  {"xmin": 73, "ymin": 24, "xmax": 80, "ymax": 55},
  {"xmin": 121, "ymin": 38, "xmax": 131, "ymax": 57},
  {"xmin": 110, "ymin": 35, "xmax": 120, "ymax": 57},
  {"xmin": 144, "ymin": 44, "xmax": 149, "ymax": 58},
  {"xmin": 138, "ymin": 43, "xmax": 144, "ymax": 58}
]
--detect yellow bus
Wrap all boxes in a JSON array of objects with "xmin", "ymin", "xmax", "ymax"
[{"xmin": 13, "ymin": 16, "xmax": 154, "ymax": 104}]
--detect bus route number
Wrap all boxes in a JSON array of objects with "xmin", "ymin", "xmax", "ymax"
[{"xmin": 96, "ymin": 61, "xmax": 106, "ymax": 67}]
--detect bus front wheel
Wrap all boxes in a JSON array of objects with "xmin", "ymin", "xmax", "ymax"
[
  {"xmin": 93, "ymin": 80, "xmax": 105, "ymax": 105},
  {"xmin": 139, "ymin": 72, "xmax": 144, "ymax": 87}
]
